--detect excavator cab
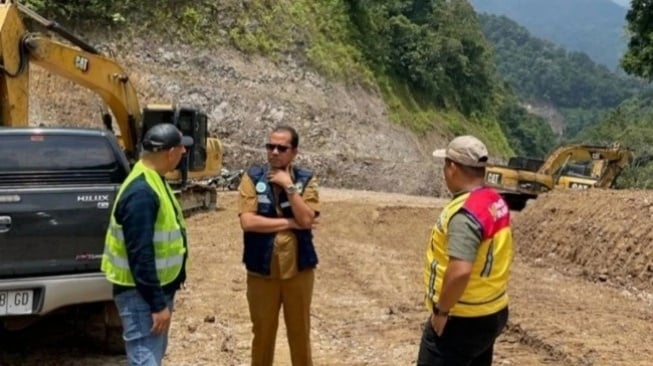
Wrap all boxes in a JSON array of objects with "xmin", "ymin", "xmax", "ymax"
[
  {"xmin": 141, "ymin": 105, "xmax": 208, "ymax": 172},
  {"xmin": 557, "ymin": 161, "xmax": 592, "ymax": 178},
  {"xmin": 140, "ymin": 105, "xmax": 220, "ymax": 213}
]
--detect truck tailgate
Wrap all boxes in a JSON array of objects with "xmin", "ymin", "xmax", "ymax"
[{"xmin": 0, "ymin": 185, "xmax": 117, "ymax": 278}]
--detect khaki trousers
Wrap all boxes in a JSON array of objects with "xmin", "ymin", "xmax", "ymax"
[{"xmin": 247, "ymin": 269, "xmax": 314, "ymax": 366}]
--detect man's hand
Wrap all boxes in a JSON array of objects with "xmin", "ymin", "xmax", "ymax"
[
  {"xmin": 288, "ymin": 217, "xmax": 319, "ymax": 230},
  {"xmin": 151, "ymin": 307, "xmax": 172, "ymax": 335},
  {"xmin": 430, "ymin": 313, "xmax": 448, "ymax": 336},
  {"xmin": 267, "ymin": 169, "xmax": 293, "ymax": 187}
]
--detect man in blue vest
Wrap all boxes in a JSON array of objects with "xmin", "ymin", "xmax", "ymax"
[
  {"xmin": 238, "ymin": 125, "xmax": 320, "ymax": 366},
  {"xmin": 102, "ymin": 123, "xmax": 193, "ymax": 366}
]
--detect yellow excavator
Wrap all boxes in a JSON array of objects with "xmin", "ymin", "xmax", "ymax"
[
  {"xmin": 0, "ymin": 1, "xmax": 223, "ymax": 213},
  {"xmin": 485, "ymin": 143, "xmax": 635, "ymax": 210}
]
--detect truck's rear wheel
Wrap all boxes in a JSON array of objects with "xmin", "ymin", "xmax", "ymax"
[
  {"xmin": 102, "ymin": 302, "xmax": 125, "ymax": 355},
  {"xmin": 79, "ymin": 301, "xmax": 125, "ymax": 355}
]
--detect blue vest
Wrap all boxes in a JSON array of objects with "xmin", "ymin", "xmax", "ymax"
[{"xmin": 242, "ymin": 165, "xmax": 318, "ymax": 276}]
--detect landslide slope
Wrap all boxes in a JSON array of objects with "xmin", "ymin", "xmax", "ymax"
[
  {"xmin": 28, "ymin": 40, "xmax": 447, "ymax": 197},
  {"xmin": 514, "ymin": 189, "xmax": 653, "ymax": 294}
]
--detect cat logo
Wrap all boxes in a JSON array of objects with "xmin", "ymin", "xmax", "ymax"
[
  {"xmin": 570, "ymin": 182, "xmax": 590, "ymax": 190},
  {"xmin": 74, "ymin": 55, "xmax": 89, "ymax": 72}
]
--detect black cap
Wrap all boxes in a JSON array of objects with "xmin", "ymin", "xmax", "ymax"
[{"xmin": 142, "ymin": 124, "xmax": 194, "ymax": 152}]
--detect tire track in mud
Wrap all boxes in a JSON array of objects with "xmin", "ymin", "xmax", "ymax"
[
  {"xmin": 312, "ymin": 199, "xmax": 594, "ymax": 365},
  {"xmin": 496, "ymin": 255, "xmax": 653, "ymax": 366},
  {"xmin": 308, "ymin": 202, "xmax": 432, "ymax": 364},
  {"xmin": 503, "ymin": 322, "xmax": 593, "ymax": 366}
]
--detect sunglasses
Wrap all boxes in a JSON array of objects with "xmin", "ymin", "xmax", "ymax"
[{"xmin": 265, "ymin": 143, "xmax": 292, "ymax": 153}]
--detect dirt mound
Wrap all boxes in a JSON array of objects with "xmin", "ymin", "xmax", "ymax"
[{"xmin": 514, "ymin": 189, "xmax": 653, "ymax": 293}]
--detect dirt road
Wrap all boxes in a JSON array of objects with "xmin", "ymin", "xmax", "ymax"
[{"xmin": 1, "ymin": 188, "xmax": 652, "ymax": 365}]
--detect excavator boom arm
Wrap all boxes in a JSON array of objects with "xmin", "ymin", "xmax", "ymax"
[
  {"xmin": 0, "ymin": 2, "xmax": 141, "ymax": 158},
  {"xmin": 538, "ymin": 144, "xmax": 634, "ymax": 179},
  {"xmin": 0, "ymin": 2, "xmax": 223, "ymax": 214},
  {"xmin": 593, "ymin": 148, "xmax": 634, "ymax": 188},
  {"xmin": 24, "ymin": 35, "xmax": 142, "ymax": 157},
  {"xmin": 538, "ymin": 145, "xmax": 596, "ymax": 175}
]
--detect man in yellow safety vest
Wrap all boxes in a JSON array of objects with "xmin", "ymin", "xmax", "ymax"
[
  {"xmin": 102, "ymin": 123, "xmax": 192, "ymax": 365},
  {"xmin": 417, "ymin": 135, "xmax": 514, "ymax": 366}
]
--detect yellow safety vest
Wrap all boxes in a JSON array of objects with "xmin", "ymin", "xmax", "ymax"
[
  {"xmin": 424, "ymin": 188, "xmax": 513, "ymax": 317},
  {"xmin": 101, "ymin": 161, "xmax": 187, "ymax": 286}
]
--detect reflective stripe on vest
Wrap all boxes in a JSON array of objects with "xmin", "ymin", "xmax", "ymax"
[
  {"xmin": 109, "ymin": 227, "xmax": 183, "ymax": 243},
  {"xmin": 423, "ymin": 188, "xmax": 513, "ymax": 317},
  {"xmin": 101, "ymin": 161, "xmax": 187, "ymax": 286},
  {"xmin": 103, "ymin": 247, "xmax": 185, "ymax": 270}
]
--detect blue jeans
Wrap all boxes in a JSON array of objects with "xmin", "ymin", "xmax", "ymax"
[{"xmin": 114, "ymin": 289, "xmax": 175, "ymax": 366}]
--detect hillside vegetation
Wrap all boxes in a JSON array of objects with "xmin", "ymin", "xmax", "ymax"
[
  {"xmin": 575, "ymin": 0, "xmax": 653, "ymax": 187},
  {"xmin": 469, "ymin": 0, "xmax": 628, "ymax": 70},
  {"xmin": 23, "ymin": 0, "xmax": 564, "ymax": 158},
  {"xmin": 469, "ymin": 1, "xmax": 653, "ymax": 186},
  {"xmin": 478, "ymin": 14, "xmax": 646, "ymax": 138},
  {"xmin": 576, "ymin": 92, "xmax": 653, "ymax": 188}
]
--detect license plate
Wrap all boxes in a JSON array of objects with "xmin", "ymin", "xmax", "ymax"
[{"xmin": 0, "ymin": 290, "xmax": 34, "ymax": 316}]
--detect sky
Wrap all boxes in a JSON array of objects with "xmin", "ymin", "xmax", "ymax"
[{"xmin": 610, "ymin": 0, "xmax": 629, "ymax": 8}]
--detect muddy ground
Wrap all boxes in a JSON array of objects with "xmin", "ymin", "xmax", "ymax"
[{"xmin": 2, "ymin": 188, "xmax": 653, "ymax": 365}]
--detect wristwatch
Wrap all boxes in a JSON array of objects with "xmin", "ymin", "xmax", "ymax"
[
  {"xmin": 432, "ymin": 303, "xmax": 450, "ymax": 317},
  {"xmin": 285, "ymin": 183, "xmax": 298, "ymax": 195}
]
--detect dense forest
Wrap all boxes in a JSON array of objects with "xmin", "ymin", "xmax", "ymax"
[
  {"xmin": 469, "ymin": 0, "xmax": 627, "ymax": 70},
  {"xmin": 477, "ymin": 14, "xmax": 646, "ymax": 137},
  {"xmin": 579, "ymin": 0, "xmax": 653, "ymax": 188},
  {"xmin": 476, "ymin": 6, "xmax": 653, "ymax": 187},
  {"xmin": 576, "ymin": 92, "xmax": 653, "ymax": 188}
]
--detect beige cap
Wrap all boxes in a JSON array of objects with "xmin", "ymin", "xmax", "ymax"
[{"xmin": 432, "ymin": 135, "xmax": 488, "ymax": 167}]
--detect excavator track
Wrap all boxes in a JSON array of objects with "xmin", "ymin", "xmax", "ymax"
[{"xmin": 173, "ymin": 183, "xmax": 218, "ymax": 217}]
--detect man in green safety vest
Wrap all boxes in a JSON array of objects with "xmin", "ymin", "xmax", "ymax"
[{"xmin": 102, "ymin": 123, "xmax": 192, "ymax": 366}]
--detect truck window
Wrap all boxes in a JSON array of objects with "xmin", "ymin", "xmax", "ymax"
[
  {"xmin": 0, "ymin": 134, "xmax": 115, "ymax": 170},
  {"xmin": 0, "ymin": 134, "xmax": 127, "ymax": 184}
]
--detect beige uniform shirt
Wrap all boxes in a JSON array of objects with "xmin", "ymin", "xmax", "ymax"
[{"xmin": 239, "ymin": 170, "xmax": 320, "ymax": 279}]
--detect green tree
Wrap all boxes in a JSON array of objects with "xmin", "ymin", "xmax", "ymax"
[
  {"xmin": 622, "ymin": 0, "xmax": 653, "ymax": 79},
  {"xmin": 497, "ymin": 101, "xmax": 556, "ymax": 158},
  {"xmin": 576, "ymin": 91, "xmax": 653, "ymax": 188},
  {"xmin": 346, "ymin": 0, "xmax": 497, "ymax": 115},
  {"xmin": 22, "ymin": 0, "xmax": 131, "ymax": 24},
  {"xmin": 480, "ymin": 14, "xmax": 643, "ymax": 111}
]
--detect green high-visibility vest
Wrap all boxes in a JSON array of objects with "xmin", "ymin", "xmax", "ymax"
[{"xmin": 101, "ymin": 161, "xmax": 187, "ymax": 286}]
